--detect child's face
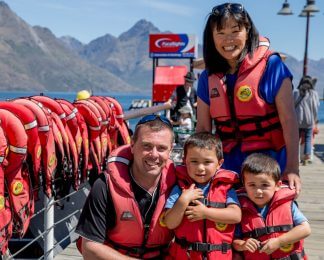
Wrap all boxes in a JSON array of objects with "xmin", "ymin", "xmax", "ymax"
[
  {"xmin": 243, "ymin": 172, "xmax": 281, "ymax": 208},
  {"xmin": 185, "ymin": 146, "xmax": 223, "ymax": 185}
]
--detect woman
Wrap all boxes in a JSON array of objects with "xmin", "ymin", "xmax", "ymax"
[
  {"xmin": 196, "ymin": 3, "xmax": 301, "ymax": 195},
  {"xmin": 294, "ymin": 76, "xmax": 320, "ymax": 165}
]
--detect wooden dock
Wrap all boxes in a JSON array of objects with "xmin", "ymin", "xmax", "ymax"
[
  {"xmin": 297, "ymin": 123, "xmax": 324, "ymax": 259},
  {"xmin": 56, "ymin": 124, "xmax": 324, "ymax": 259}
]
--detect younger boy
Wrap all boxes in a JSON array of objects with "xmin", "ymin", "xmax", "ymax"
[
  {"xmin": 233, "ymin": 153, "xmax": 311, "ymax": 259},
  {"xmin": 163, "ymin": 132, "xmax": 241, "ymax": 259}
]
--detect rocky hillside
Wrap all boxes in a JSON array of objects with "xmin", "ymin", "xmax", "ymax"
[
  {"xmin": 1, "ymin": 1, "xmax": 323, "ymax": 96},
  {"xmin": 0, "ymin": 1, "xmax": 136, "ymax": 93}
]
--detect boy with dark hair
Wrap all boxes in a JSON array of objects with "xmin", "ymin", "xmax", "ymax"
[
  {"xmin": 233, "ymin": 153, "xmax": 311, "ymax": 259},
  {"xmin": 163, "ymin": 132, "xmax": 241, "ymax": 259}
]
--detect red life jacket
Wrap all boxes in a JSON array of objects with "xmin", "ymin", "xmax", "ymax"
[
  {"xmin": 32, "ymin": 95, "xmax": 67, "ymax": 126},
  {"xmin": 90, "ymin": 96, "xmax": 114, "ymax": 169},
  {"xmin": 13, "ymin": 99, "xmax": 57, "ymax": 198},
  {"xmin": 0, "ymin": 109, "xmax": 32, "ymax": 237},
  {"xmin": 74, "ymin": 100, "xmax": 101, "ymax": 184},
  {"xmin": 32, "ymin": 96, "xmax": 81, "ymax": 190},
  {"xmin": 237, "ymin": 186, "xmax": 306, "ymax": 259},
  {"xmin": 208, "ymin": 37, "xmax": 285, "ymax": 153},
  {"xmin": 105, "ymin": 145, "xmax": 176, "ymax": 259},
  {"xmin": 99, "ymin": 97, "xmax": 118, "ymax": 150},
  {"xmin": 0, "ymin": 125, "xmax": 12, "ymax": 255},
  {"xmin": 104, "ymin": 97, "xmax": 130, "ymax": 146},
  {"xmin": 56, "ymin": 99, "xmax": 89, "ymax": 184},
  {"xmin": 0, "ymin": 101, "xmax": 41, "ymax": 199},
  {"xmin": 31, "ymin": 97, "xmax": 80, "ymax": 190},
  {"xmin": 87, "ymin": 99, "xmax": 109, "ymax": 171},
  {"xmin": 168, "ymin": 166, "xmax": 239, "ymax": 260}
]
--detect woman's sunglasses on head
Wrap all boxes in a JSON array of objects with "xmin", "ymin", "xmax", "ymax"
[{"xmin": 212, "ymin": 3, "xmax": 244, "ymax": 16}]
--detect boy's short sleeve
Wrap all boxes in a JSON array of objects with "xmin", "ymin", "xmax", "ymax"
[
  {"xmin": 292, "ymin": 201, "xmax": 308, "ymax": 225},
  {"xmin": 226, "ymin": 188, "xmax": 240, "ymax": 206},
  {"xmin": 165, "ymin": 185, "xmax": 182, "ymax": 209}
]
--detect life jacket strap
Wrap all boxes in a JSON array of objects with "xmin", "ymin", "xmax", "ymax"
[
  {"xmin": 216, "ymin": 121, "xmax": 282, "ymax": 140},
  {"xmin": 274, "ymin": 249, "xmax": 305, "ymax": 260},
  {"xmin": 196, "ymin": 198, "xmax": 226, "ymax": 208},
  {"xmin": 108, "ymin": 238, "xmax": 169, "ymax": 257},
  {"xmin": 175, "ymin": 237, "xmax": 231, "ymax": 253},
  {"xmin": 243, "ymin": 224, "xmax": 293, "ymax": 238},
  {"xmin": 0, "ymin": 222, "xmax": 12, "ymax": 249}
]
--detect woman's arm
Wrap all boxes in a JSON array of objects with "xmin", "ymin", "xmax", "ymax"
[
  {"xmin": 196, "ymin": 97, "xmax": 212, "ymax": 132},
  {"xmin": 275, "ymin": 78, "xmax": 301, "ymax": 195}
]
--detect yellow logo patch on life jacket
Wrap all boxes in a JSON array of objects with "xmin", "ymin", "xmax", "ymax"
[
  {"xmin": 48, "ymin": 153, "xmax": 56, "ymax": 167},
  {"xmin": 159, "ymin": 212, "xmax": 167, "ymax": 227},
  {"xmin": 0, "ymin": 195, "xmax": 4, "ymax": 210},
  {"xmin": 57, "ymin": 131, "xmax": 63, "ymax": 144},
  {"xmin": 215, "ymin": 222, "xmax": 228, "ymax": 231},
  {"xmin": 12, "ymin": 181, "xmax": 24, "ymax": 195},
  {"xmin": 236, "ymin": 85, "xmax": 253, "ymax": 102},
  {"xmin": 77, "ymin": 136, "xmax": 82, "ymax": 151},
  {"xmin": 127, "ymin": 136, "xmax": 131, "ymax": 144},
  {"xmin": 280, "ymin": 243, "xmax": 294, "ymax": 253},
  {"xmin": 102, "ymin": 137, "xmax": 107, "ymax": 146},
  {"xmin": 36, "ymin": 145, "xmax": 42, "ymax": 159}
]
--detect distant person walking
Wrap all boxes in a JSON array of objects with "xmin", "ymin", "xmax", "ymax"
[
  {"xmin": 169, "ymin": 71, "xmax": 197, "ymax": 122},
  {"xmin": 294, "ymin": 75, "xmax": 320, "ymax": 165}
]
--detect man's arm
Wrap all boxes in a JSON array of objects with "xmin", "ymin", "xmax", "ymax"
[{"xmin": 82, "ymin": 238, "xmax": 138, "ymax": 260}]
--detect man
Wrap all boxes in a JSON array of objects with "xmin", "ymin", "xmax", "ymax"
[
  {"xmin": 76, "ymin": 114, "xmax": 176, "ymax": 259},
  {"xmin": 170, "ymin": 71, "xmax": 197, "ymax": 122}
]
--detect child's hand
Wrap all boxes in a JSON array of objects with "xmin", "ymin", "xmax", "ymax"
[
  {"xmin": 184, "ymin": 199, "xmax": 206, "ymax": 222},
  {"xmin": 259, "ymin": 238, "xmax": 280, "ymax": 254},
  {"xmin": 179, "ymin": 184, "xmax": 204, "ymax": 205},
  {"xmin": 241, "ymin": 238, "xmax": 260, "ymax": 253}
]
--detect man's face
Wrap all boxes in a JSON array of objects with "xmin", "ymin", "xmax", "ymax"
[
  {"xmin": 184, "ymin": 80, "xmax": 194, "ymax": 88},
  {"xmin": 131, "ymin": 125, "xmax": 173, "ymax": 179}
]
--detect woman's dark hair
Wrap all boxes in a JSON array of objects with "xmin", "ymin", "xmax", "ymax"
[{"xmin": 203, "ymin": 4, "xmax": 259, "ymax": 75}]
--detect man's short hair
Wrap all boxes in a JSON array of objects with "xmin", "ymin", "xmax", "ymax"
[{"xmin": 133, "ymin": 115, "xmax": 174, "ymax": 143}]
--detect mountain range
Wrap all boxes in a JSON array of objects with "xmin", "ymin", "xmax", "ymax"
[{"xmin": 0, "ymin": 1, "xmax": 323, "ymax": 96}]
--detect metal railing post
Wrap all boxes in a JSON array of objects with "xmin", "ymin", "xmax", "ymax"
[{"xmin": 44, "ymin": 196, "xmax": 54, "ymax": 260}]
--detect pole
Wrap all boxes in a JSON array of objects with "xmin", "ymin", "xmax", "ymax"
[
  {"xmin": 124, "ymin": 101, "xmax": 172, "ymax": 120},
  {"xmin": 303, "ymin": 12, "xmax": 310, "ymax": 76},
  {"xmin": 44, "ymin": 195, "xmax": 54, "ymax": 260}
]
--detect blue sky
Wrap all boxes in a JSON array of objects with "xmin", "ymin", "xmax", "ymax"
[{"xmin": 8, "ymin": 0, "xmax": 324, "ymax": 61}]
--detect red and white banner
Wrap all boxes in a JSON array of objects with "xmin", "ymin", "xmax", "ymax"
[{"xmin": 149, "ymin": 34, "xmax": 197, "ymax": 58}]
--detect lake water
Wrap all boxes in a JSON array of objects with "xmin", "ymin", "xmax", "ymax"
[{"xmin": 0, "ymin": 91, "xmax": 323, "ymax": 125}]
